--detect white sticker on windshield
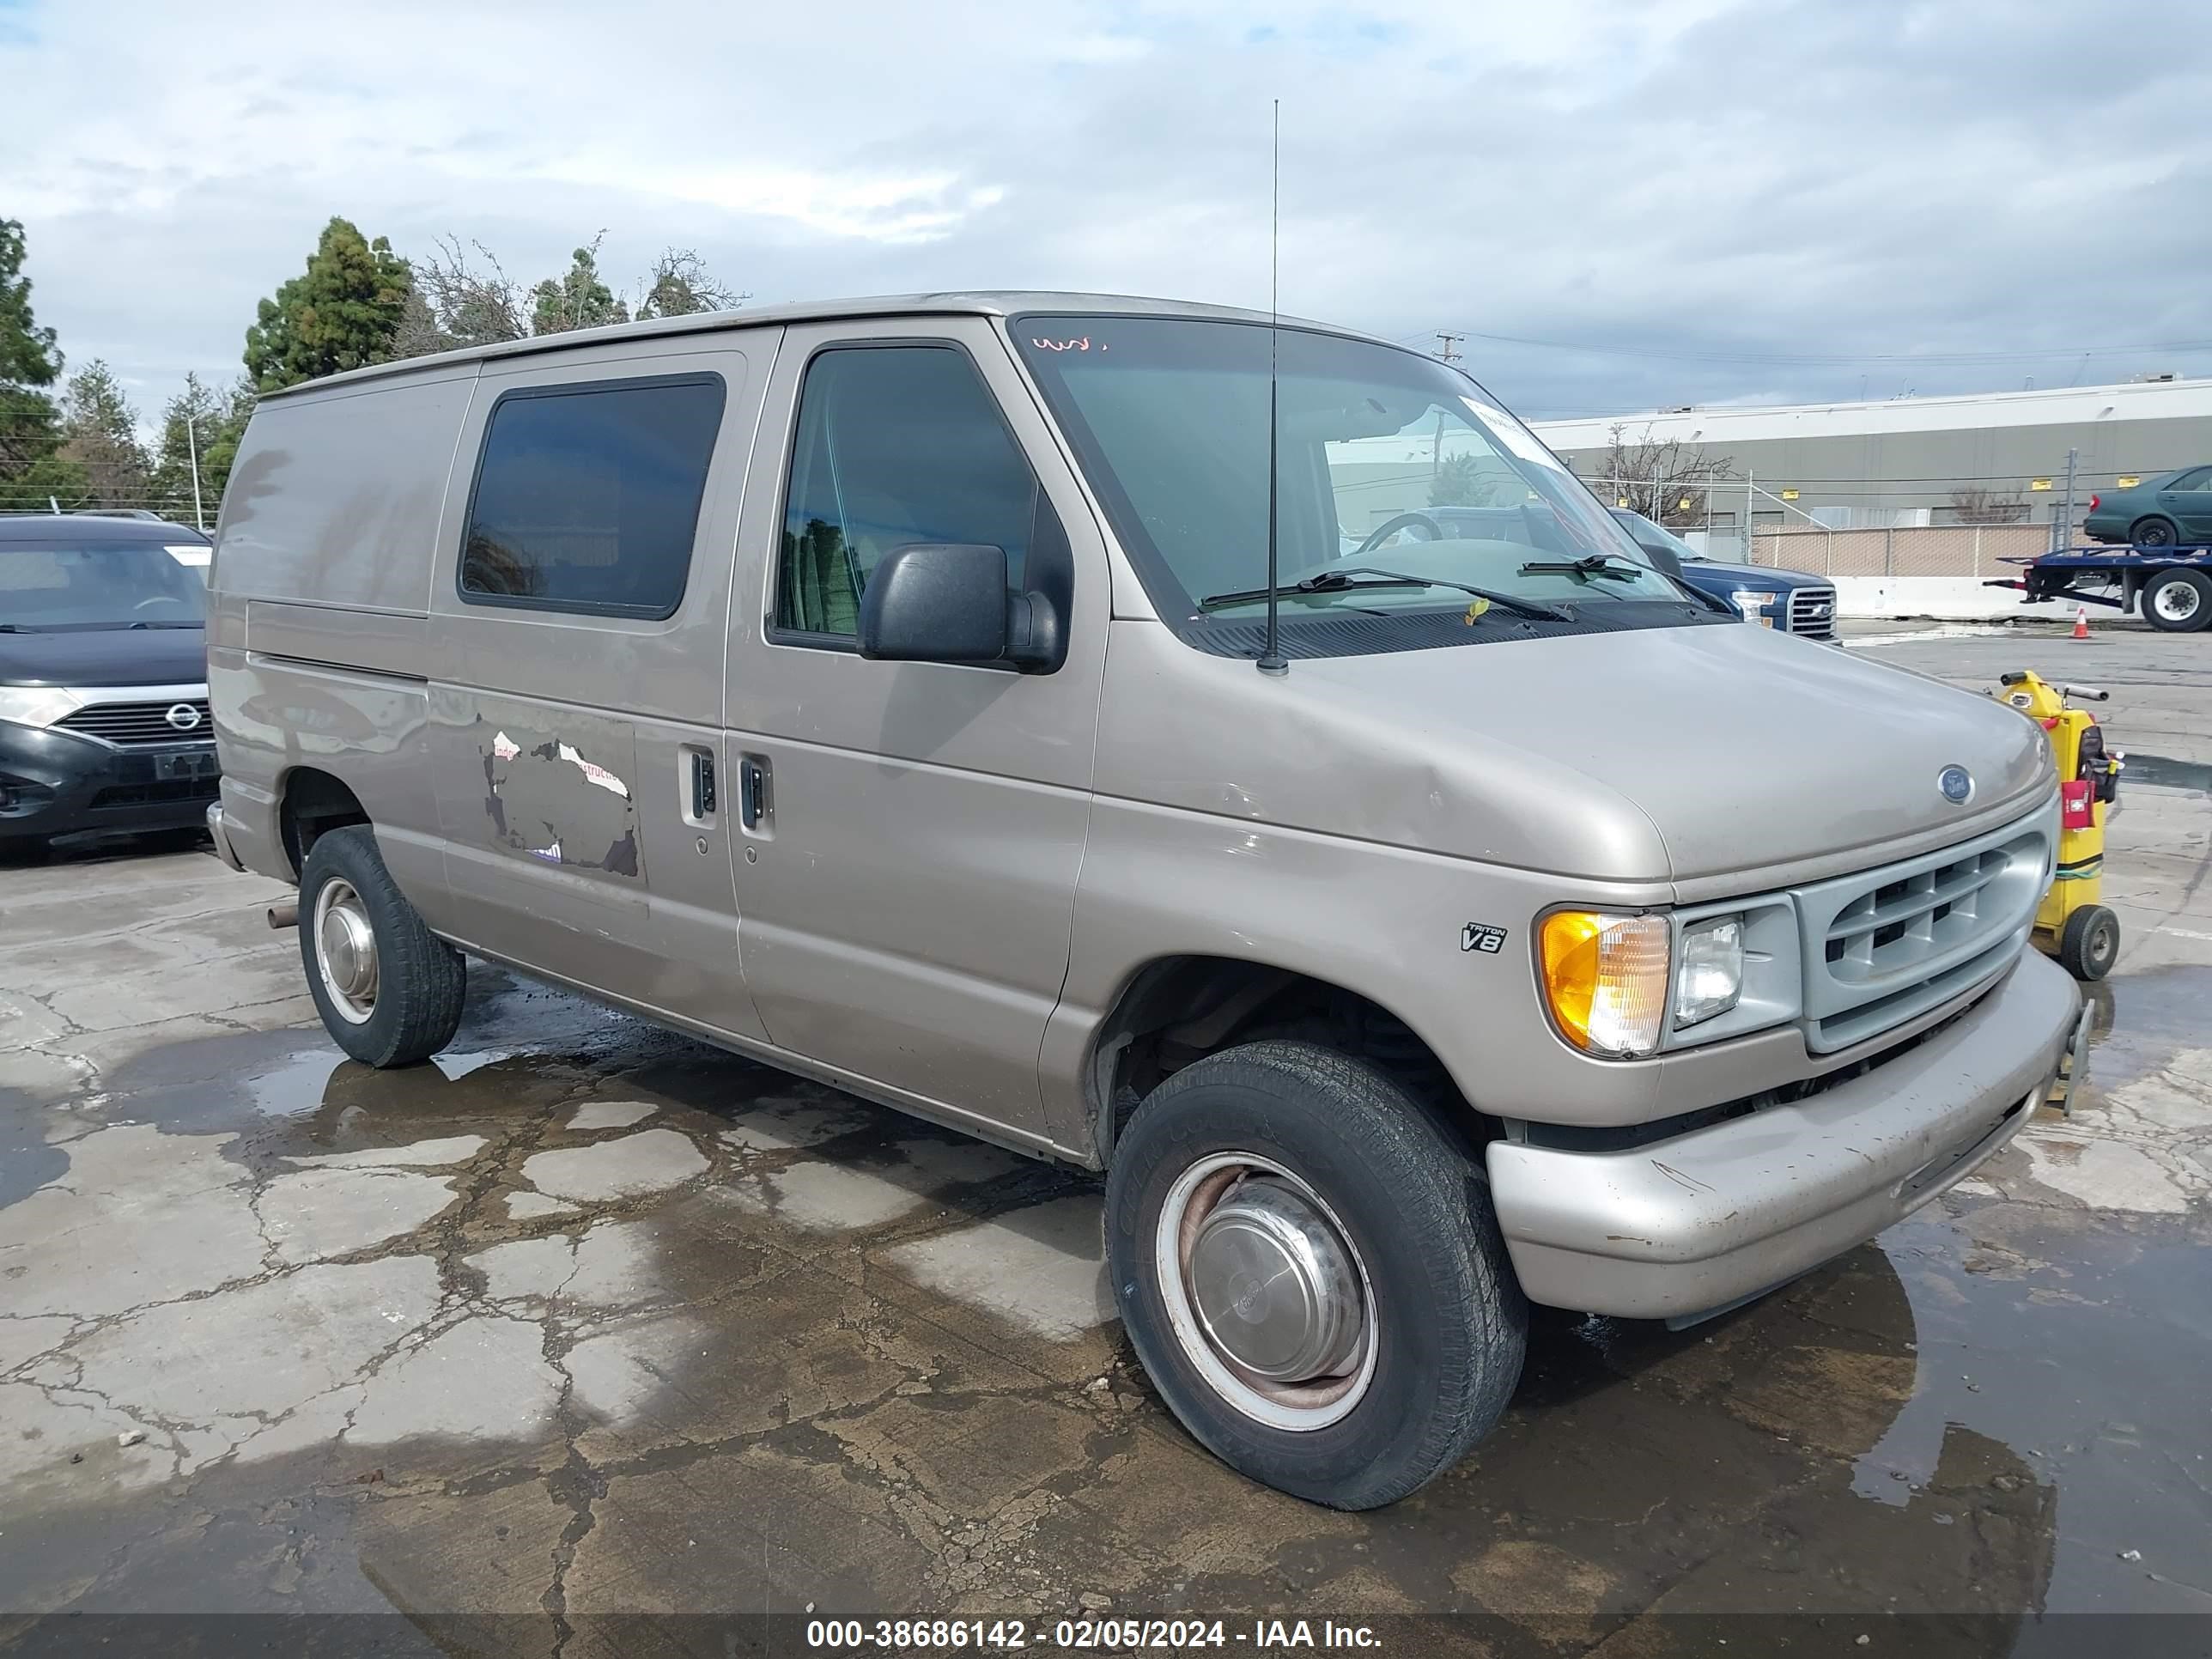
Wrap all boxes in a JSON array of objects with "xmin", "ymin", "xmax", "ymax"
[
  {"xmin": 1461, "ymin": 397, "xmax": 1559, "ymax": 470},
  {"xmin": 164, "ymin": 544, "xmax": 211, "ymax": 567}
]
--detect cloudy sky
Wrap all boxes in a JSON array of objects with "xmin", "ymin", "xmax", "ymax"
[{"xmin": 6, "ymin": 0, "xmax": 2210, "ymax": 428}]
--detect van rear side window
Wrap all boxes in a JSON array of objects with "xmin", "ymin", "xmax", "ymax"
[{"xmin": 459, "ymin": 373, "xmax": 725, "ymax": 619}]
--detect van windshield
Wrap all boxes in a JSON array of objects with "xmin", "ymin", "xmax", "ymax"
[
  {"xmin": 0, "ymin": 543, "xmax": 208, "ymax": 630},
  {"xmin": 1011, "ymin": 313, "xmax": 1692, "ymax": 651}
]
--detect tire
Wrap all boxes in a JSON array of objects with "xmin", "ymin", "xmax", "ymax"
[
  {"xmin": 2141, "ymin": 568, "xmax": 2212, "ymax": 633},
  {"xmin": 2057, "ymin": 904, "xmax": 2119, "ymax": 982},
  {"xmin": 1105, "ymin": 1039, "xmax": 1526, "ymax": 1510},
  {"xmin": 2130, "ymin": 516, "xmax": 2179, "ymax": 550},
  {"xmin": 297, "ymin": 824, "xmax": 466, "ymax": 1066}
]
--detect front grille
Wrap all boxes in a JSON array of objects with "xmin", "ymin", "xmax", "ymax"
[
  {"xmin": 54, "ymin": 699, "xmax": 212, "ymax": 746},
  {"xmin": 87, "ymin": 776, "xmax": 221, "ymax": 811},
  {"xmin": 1796, "ymin": 810, "xmax": 2050, "ymax": 1052},
  {"xmin": 1785, "ymin": 586, "xmax": 1838, "ymax": 640}
]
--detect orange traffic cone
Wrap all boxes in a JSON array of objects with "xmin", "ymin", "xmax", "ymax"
[{"xmin": 2072, "ymin": 605, "xmax": 2090, "ymax": 641}]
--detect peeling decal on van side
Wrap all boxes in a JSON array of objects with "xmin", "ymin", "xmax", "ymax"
[
  {"xmin": 556, "ymin": 742, "xmax": 631, "ymax": 799},
  {"xmin": 476, "ymin": 717, "xmax": 643, "ymax": 881}
]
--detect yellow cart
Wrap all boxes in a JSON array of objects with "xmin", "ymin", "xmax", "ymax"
[{"xmin": 1996, "ymin": 671, "xmax": 2124, "ymax": 981}]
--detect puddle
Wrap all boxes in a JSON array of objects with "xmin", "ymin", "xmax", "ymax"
[
  {"xmin": 2118, "ymin": 751, "xmax": 2212, "ymax": 793},
  {"xmin": 2075, "ymin": 963, "xmax": 2212, "ymax": 1095}
]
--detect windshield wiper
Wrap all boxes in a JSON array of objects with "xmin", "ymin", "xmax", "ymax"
[
  {"xmin": 126, "ymin": 620, "xmax": 202, "ymax": 629},
  {"xmin": 1519, "ymin": 554, "xmax": 1649, "ymax": 582},
  {"xmin": 1202, "ymin": 567, "xmax": 1571, "ymax": 622}
]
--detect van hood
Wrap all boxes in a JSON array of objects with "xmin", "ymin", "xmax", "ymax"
[
  {"xmin": 0, "ymin": 627, "xmax": 208, "ymax": 690},
  {"xmin": 1102, "ymin": 619, "xmax": 2053, "ymax": 885}
]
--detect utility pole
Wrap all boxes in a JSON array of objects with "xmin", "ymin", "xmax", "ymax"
[
  {"xmin": 185, "ymin": 410, "xmax": 205, "ymax": 532},
  {"xmin": 2058, "ymin": 447, "xmax": 2078, "ymax": 552},
  {"xmin": 1430, "ymin": 335, "xmax": 1462, "ymax": 483}
]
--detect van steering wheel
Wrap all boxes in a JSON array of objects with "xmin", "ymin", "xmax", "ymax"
[{"xmin": 1355, "ymin": 512, "xmax": 1446, "ymax": 557}]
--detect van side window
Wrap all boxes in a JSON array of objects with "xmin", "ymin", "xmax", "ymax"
[
  {"xmin": 775, "ymin": 346, "xmax": 1037, "ymax": 640},
  {"xmin": 460, "ymin": 374, "xmax": 725, "ymax": 618}
]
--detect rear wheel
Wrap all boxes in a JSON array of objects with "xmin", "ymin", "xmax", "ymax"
[
  {"xmin": 2142, "ymin": 568, "xmax": 2212, "ymax": 633},
  {"xmin": 1105, "ymin": 1040, "xmax": 1525, "ymax": 1510},
  {"xmin": 298, "ymin": 824, "xmax": 466, "ymax": 1066},
  {"xmin": 2057, "ymin": 904, "xmax": 2119, "ymax": 981},
  {"xmin": 2130, "ymin": 516, "xmax": 2179, "ymax": 550}
]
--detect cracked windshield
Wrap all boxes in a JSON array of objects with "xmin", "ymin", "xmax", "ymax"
[{"xmin": 1012, "ymin": 313, "xmax": 1681, "ymax": 629}]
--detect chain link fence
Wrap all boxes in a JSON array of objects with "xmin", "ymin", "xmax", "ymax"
[{"xmin": 1746, "ymin": 523, "xmax": 2056, "ymax": 578}]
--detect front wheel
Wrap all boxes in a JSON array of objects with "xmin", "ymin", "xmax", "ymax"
[
  {"xmin": 2142, "ymin": 568, "xmax": 2212, "ymax": 633},
  {"xmin": 298, "ymin": 824, "xmax": 467, "ymax": 1066},
  {"xmin": 1105, "ymin": 1040, "xmax": 1526, "ymax": 1510}
]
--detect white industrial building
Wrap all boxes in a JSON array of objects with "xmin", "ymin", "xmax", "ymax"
[{"xmin": 1527, "ymin": 376, "xmax": 2212, "ymax": 553}]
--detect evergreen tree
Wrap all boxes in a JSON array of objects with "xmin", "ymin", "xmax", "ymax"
[
  {"xmin": 243, "ymin": 217, "xmax": 412, "ymax": 392},
  {"xmin": 58, "ymin": 360, "xmax": 150, "ymax": 508},
  {"xmin": 531, "ymin": 240, "xmax": 628, "ymax": 336},
  {"xmin": 0, "ymin": 216, "xmax": 85, "ymax": 510}
]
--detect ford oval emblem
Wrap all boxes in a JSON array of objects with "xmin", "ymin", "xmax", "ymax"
[{"xmin": 1938, "ymin": 764, "xmax": 1974, "ymax": 805}]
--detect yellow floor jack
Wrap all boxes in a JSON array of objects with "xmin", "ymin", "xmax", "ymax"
[{"xmin": 1996, "ymin": 672, "xmax": 2120, "ymax": 1113}]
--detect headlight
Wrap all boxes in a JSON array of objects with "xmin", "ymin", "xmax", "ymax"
[
  {"xmin": 1674, "ymin": 915, "xmax": 1744, "ymax": 1028},
  {"xmin": 1539, "ymin": 911, "xmax": 1669, "ymax": 1057},
  {"xmin": 1729, "ymin": 588, "xmax": 1775, "ymax": 626},
  {"xmin": 0, "ymin": 686, "xmax": 82, "ymax": 728}
]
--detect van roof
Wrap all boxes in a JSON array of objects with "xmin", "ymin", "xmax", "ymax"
[{"xmin": 259, "ymin": 290, "xmax": 1397, "ymax": 401}]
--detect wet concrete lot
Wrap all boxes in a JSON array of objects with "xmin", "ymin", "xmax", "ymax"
[{"xmin": 3, "ymin": 627, "xmax": 2209, "ymax": 1656}]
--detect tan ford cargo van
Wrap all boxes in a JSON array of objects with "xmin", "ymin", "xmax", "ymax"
[{"xmin": 204, "ymin": 293, "xmax": 2085, "ymax": 1509}]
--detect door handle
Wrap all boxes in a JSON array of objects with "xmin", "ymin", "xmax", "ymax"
[
  {"xmin": 690, "ymin": 751, "xmax": 717, "ymax": 818},
  {"xmin": 738, "ymin": 757, "xmax": 769, "ymax": 832}
]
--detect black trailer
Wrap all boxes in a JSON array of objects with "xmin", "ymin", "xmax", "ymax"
[{"xmin": 1987, "ymin": 544, "xmax": 2212, "ymax": 634}]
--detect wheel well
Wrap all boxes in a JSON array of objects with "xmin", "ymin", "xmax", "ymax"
[
  {"xmin": 279, "ymin": 768, "xmax": 369, "ymax": 875},
  {"xmin": 1087, "ymin": 956, "xmax": 1492, "ymax": 1166}
]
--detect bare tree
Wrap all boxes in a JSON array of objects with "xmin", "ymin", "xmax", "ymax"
[
  {"xmin": 1596, "ymin": 422, "xmax": 1736, "ymax": 527},
  {"xmin": 406, "ymin": 235, "xmax": 532, "ymax": 355},
  {"xmin": 635, "ymin": 248, "xmax": 749, "ymax": 320},
  {"xmin": 1947, "ymin": 486, "xmax": 2030, "ymax": 525},
  {"xmin": 397, "ymin": 234, "xmax": 746, "ymax": 356}
]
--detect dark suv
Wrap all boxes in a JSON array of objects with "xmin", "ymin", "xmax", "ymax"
[
  {"xmin": 1, "ymin": 515, "xmax": 217, "ymax": 852},
  {"xmin": 1609, "ymin": 509, "xmax": 1839, "ymax": 641}
]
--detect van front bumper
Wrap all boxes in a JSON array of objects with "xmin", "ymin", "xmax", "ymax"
[{"xmin": 1486, "ymin": 949, "xmax": 2080, "ymax": 1320}]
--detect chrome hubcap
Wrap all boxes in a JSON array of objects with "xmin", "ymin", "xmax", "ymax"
[
  {"xmin": 1156, "ymin": 1153, "xmax": 1375, "ymax": 1431},
  {"xmin": 313, "ymin": 877, "xmax": 378, "ymax": 1024}
]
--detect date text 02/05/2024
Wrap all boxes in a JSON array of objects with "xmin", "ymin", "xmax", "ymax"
[{"xmin": 804, "ymin": 1618, "xmax": 1382, "ymax": 1650}]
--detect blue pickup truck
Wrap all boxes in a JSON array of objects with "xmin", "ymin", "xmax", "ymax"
[{"xmin": 1607, "ymin": 509, "xmax": 1839, "ymax": 641}]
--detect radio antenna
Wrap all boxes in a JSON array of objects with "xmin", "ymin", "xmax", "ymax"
[{"xmin": 1256, "ymin": 98, "xmax": 1287, "ymax": 677}]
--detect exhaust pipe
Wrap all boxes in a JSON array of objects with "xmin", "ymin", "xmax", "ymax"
[{"xmin": 267, "ymin": 900, "xmax": 300, "ymax": 930}]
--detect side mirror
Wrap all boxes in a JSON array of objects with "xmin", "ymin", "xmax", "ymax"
[
  {"xmin": 856, "ymin": 542, "xmax": 1064, "ymax": 672},
  {"xmin": 1637, "ymin": 540, "xmax": 1685, "ymax": 580}
]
